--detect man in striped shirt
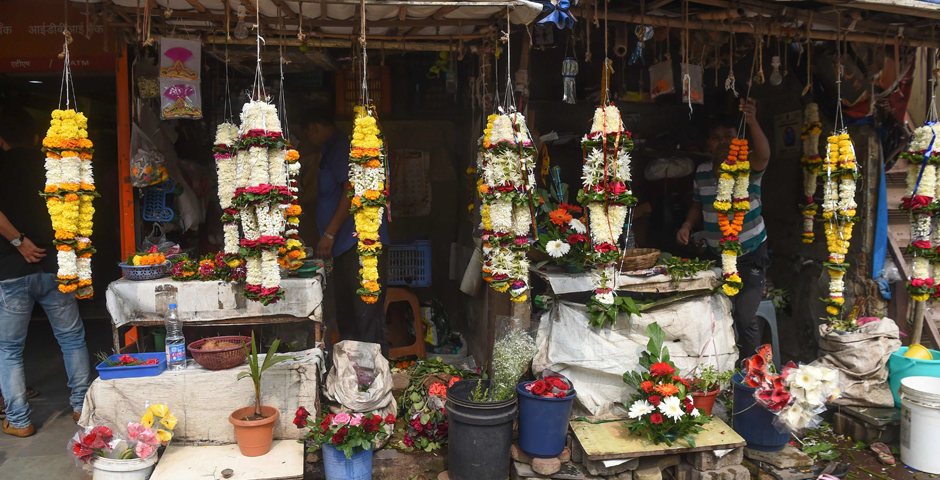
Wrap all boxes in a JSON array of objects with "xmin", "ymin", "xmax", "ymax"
[{"xmin": 677, "ymin": 99, "xmax": 771, "ymax": 360}]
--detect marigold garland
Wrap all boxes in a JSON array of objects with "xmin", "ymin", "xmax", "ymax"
[
  {"xmin": 578, "ymin": 105, "xmax": 637, "ymax": 325},
  {"xmin": 799, "ymin": 104, "xmax": 822, "ymax": 243},
  {"xmin": 713, "ymin": 138, "xmax": 750, "ymax": 297},
  {"xmin": 42, "ymin": 109, "xmax": 97, "ymax": 298},
  {"xmin": 899, "ymin": 123, "xmax": 940, "ymax": 303},
  {"xmin": 478, "ymin": 111, "xmax": 537, "ymax": 303},
  {"xmin": 822, "ymin": 131, "xmax": 858, "ymax": 330},
  {"xmin": 279, "ymin": 146, "xmax": 305, "ymax": 269},
  {"xmin": 349, "ymin": 106, "xmax": 388, "ymax": 304}
]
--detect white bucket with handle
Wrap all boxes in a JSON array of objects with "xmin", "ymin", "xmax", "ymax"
[
  {"xmin": 91, "ymin": 452, "xmax": 159, "ymax": 480},
  {"xmin": 900, "ymin": 376, "xmax": 940, "ymax": 474}
]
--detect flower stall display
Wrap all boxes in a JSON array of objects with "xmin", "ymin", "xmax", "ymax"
[
  {"xmin": 821, "ymin": 131, "xmax": 859, "ymax": 330},
  {"xmin": 578, "ymin": 105, "xmax": 638, "ymax": 325},
  {"xmin": 534, "ymin": 172, "xmax": 589, "ymax": 269},
  {"xmin": 232, "ymin": 100, "xmax": 291, "ymax": 305},
  {"xmin": 713, "ymin": 138, "xmax": 750, "ymax": 297},
  {"xmin": 741, "ymin": 347, "xmax": 841, "ymax": 433},
  {"xmin": 799, "ymin": 103, "xmax": 822, "ymax": 244},
  {"xmin": 296, "ymin": 408, "xmax": 396, "ymax": 477},
  {"xmin": 69, "ymin": 404, "xmax": 177, "ymax": 466},
  {"xmin": 42, "ymin": 109, "xmax": 98, "ymax": 299},
  {"xmin": 478, "ymin": 111, "xmax": 538, "ymax": 303},
  {"xmin": 348, "ymin": 106, "xmax": 388, "ymax": 304},
  {"xmin": 900, "ymin": 124, "xmax": 940, "ymax": 303},
  {"xmin": 623, "ymin": 323, "xmax": 708, "ymax": 446},
  {"xmin": 69, "ymin": 424, "xmax": 117, "ymax": 465}
]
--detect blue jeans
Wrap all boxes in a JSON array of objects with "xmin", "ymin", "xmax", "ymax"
[{"xmin": 0, "ymin": 273, "xmax": 91, "ymax": 428}]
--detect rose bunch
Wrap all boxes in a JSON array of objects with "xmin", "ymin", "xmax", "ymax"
[
  {"xmin": 296, "ymin": 408, "xmax": 396, "ymax": 459},
  {"xmin": 525, "ymin": 374, "xmax": 571, "ymax": 399}
]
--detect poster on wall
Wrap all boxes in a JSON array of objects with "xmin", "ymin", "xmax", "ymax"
[
  {"xmin": 159, "ymin": 38, "xmax": 202, "ymax": 120},
  {"xmin": 774, "ymin": 110, "xmax": 802, "ymax": 157}
]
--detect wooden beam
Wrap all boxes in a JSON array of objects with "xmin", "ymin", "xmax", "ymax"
[
  {"xmin": 399, "ymin": 6, "xmax": 407, "ymax": 20},
  {"xmin": 185, "ymin": 0, "xmax": 207, "ymax": 13},
  {"xmin": 687, "ymin": 0, "xmax": 895, "ymax": 37},
  {"xmin": 572, "ymin": 7, "xmax": 940, "ymax": 48},
  {"xmin": 647, "ymin": 0, "xmax": 674, "ymax": 10},
  {"xmin": 113, "ymin": 6, "xmax": 491, "ymax": 27},
  {"xmin": 814, "ymin": 0, "xmax": 940, "ymax": 20},
  {"xmin": 116, "ymin": 44, "xmax": 136, "ymax": 260},
  {"xmin": 432, "ymin": 5, "xmax": 460, "ymax": 20},
  {"xmin": 240, "ymin": 0, "xmax": 257, "ymax": 15},
  {"xmin": 203, "ymin": 33, "xmax": 465, "ymax": 51}
]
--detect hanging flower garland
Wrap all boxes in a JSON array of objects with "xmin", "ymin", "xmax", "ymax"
[
  {"xmin": 578, "ymin": 105, "xmax": 637, "ymax": 326},
  {"xmin": 41, "ymin": 109, "xmax": 98, "ymax": 299},
  {"xmin": 479, "ymin": 111, "xmax": 537, "ymax": 304},
  {"xmin": 214, "ymin": 123, "xmax": 243, "ymax": 271},
  {"xmin": 799, "ymin": 103, "xmax": 822, "ymax": 244},
  {"xmin": 900, "ymin": 124, "xmax": 940, "ymax": 302},
  {"xmin": 712, "ymin": 139, "xmax": 750, "ymax": 297},
  {"xmin": 348, "ymin": 106, "xmax": 388, "ymax": 304},
  {"xmin": 278, "ymin": 146, "xmax": 305, "ymax": 270},
  {"xmin": 232, "ymin": 101, "xmax": 290, "ymax": 305},
  {"xmin": 821, "ymin": 131, "xmax": 858, "ymax": 329}
]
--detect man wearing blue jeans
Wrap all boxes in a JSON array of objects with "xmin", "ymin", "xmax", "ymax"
[{"xmin": 0, "ymin": 107, "xmax": 91, "ymax": 437}]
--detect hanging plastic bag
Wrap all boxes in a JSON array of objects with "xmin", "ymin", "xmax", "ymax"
[
  {"xmin": 649, "ymin": 60, "xmax": 675, "ymax": 99},
  {"xmin": 159, "ymin": 38, "xmax": 202, "ymax": 120},
  {"xmin": 140, "ymin": 223, "xmax": 175, "ymax": 253},
  {"xmin": 130, "ymin": 124, "xmax": 168, "ymax": 187},
  {"xmin": 681, "ymin": 63, "xmax": 704, "ymax": 105}
]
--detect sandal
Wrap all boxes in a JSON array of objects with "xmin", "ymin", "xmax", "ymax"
[
  {"xmin": 869, "ymin": 442, "xmax": 896, "ymax": 466},
  {"xmin": 25, "ymin": 388, "xmax": 38, "ymax": 399}
]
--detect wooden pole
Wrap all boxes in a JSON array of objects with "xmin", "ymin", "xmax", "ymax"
[
  {"xmin": 911, "ymin": 300, "xmax": 926, "ymax": 346},
  {"xmin": 116, "ymin": 43, "xmax": 135, "ymax": 259}
]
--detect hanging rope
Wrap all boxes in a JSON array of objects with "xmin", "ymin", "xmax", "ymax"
[
  {"xmin": 252, "ymin": 0, "xmax": 266, "ymax": 102},
  {"xmin": 802, "ymin": 13, "xmax": 813, "ymax": 96},
  {"xmin": 682, "ymin": 0, "xmax": 692, "ymax": 116},
  {"xmin": 58, "ymin": 31, "xmax": 77, "ymax": 111},
  {"xmin": 834, "ymin": 10, "xmax": 845, "ymax": 132},
  {"xmin": 725, "ymin": 23, "xmax": 738, "ymax": 96},
  {"xmin": 223, "ymin": 3, "xmax": 233, "ymax": 122},
  {"xmin": 360, "ymin": 0, "xmax": 370, "ymax": 106}
]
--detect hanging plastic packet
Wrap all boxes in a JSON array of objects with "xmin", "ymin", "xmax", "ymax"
[
  {"xmin": 649, "ymin": 60, "xmax": 674, "ymax": 99},
  {"xmin": 682, "ymin": 63, "xmax": 704, "ymax": 105},
  {"xmin": 629, "ymin": 25, "xmax": 654, "ymax": 66},
  {"xmin": 159, "ymin": 38, "xmax": 202, "ymax": 120},
  {"xmin": 562, "ymin": 57, "xmax": 578, "ymax": 104}
]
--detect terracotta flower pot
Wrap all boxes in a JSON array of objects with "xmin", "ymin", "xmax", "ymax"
[
  {"xmin": 230, "ymin": 405, "xmax": 280, "ymax": 457},
  {"xmin": 692, "ymin": 389, "xmax": 720, "ymax": 416}
]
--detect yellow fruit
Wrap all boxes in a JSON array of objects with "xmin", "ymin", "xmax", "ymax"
[{"xmin": 904, "ymin": 344, "xmax": 934, "ymax": 360}]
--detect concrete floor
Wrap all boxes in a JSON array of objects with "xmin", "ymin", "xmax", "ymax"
[{"xmin": 0, "ymin": 318, "xmax": 111, "ymax": 480}]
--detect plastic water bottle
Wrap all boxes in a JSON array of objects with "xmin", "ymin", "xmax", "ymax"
[{"xmin": 164, "ymin": 304, "xmax": 186, "ymax": 371}]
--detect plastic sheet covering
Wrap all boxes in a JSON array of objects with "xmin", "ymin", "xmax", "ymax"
[{"xmin": 532, "ymin": 295, "xmax": 737, "ymax": 418}]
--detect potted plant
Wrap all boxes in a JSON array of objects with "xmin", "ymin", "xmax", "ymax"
[
  {"xmin": 294, "ymin": 409, "xmax": 395, "ymax": 480},
  {"xmin": 690, "ymin": 364, "xmax": 733, "ymax": 415},
  {"xmin": 622, "ymin": 323, "xmax": 709, "ymax": 446},
  {"xmin": 229, "ymin": 332, "xmax": 293, "ymax": 457}
]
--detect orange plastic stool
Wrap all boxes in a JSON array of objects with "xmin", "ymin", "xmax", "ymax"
[{"xmin": 386, "ymin": 287, "xmax": 426, "ymax": 359}]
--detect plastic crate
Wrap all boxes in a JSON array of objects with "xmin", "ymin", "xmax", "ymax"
[
  {"xmin": 96, "ymin": 352, "xmax": 167, "ymax": 380},
  {"xmin": 142, "ymin": 179, "xmax": 176, "ymax": 222},
  {"xmin": 387, "ymin": 240, "xmax": 432, "ymax": 287}
]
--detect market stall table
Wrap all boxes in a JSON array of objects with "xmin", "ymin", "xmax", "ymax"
[
  {"xmin": 78, "ymin": 349, "xmax": 323, "ymax": 445},
  {"xmin": 571, "ymin": 417, "xmax": 746, "ymax": 459},
  {"xmin": 531, "ymin": 266, "xmax": 722, "ymax": 295},
  {"xmin": 105, "ymin": 276, "xmax": 323, "ymax": 352}
]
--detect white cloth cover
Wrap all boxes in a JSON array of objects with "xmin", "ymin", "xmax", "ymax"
[{"xmin": 533, "ymin": 295, "xmax": 738, "ymax": 418}]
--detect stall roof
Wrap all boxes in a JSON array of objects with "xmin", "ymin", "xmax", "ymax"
[{"xmin": 85, "ymin": 0, "xmax": 542, "ymax": 47}]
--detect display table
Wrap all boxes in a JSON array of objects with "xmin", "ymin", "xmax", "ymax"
[
  {"xmin": 105, "ymin": 277, "xmax": 323, "ymax": 351},
  {"xmin": 530, "ymin": 266, "xmax": 722, "ymax": 295},
  {"xmin": 571, "ymin": 417, "xmax": 745, "ymax": 460},
  {"xmin": 78, "ymin": 349, "xmax": 323, "ymax": 445},
  {"xmin": 150, "ymin": 441, "xmax": 304, "ymax": 480}
]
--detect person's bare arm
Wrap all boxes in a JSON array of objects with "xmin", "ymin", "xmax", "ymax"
[
  {"xmin": 741, "ymin": 98, "xmax": 771, "ymax": 172},
  {"xmin": 316, "ymin": 181, "xmax": 353, "ymax": 258},
  {"xmin": 676, "ymin": 201, "xmax": 703, "ymax": 245},
  {"xmin": 0, "ymin": 209, "xmax": 46, "ymax": 263}
]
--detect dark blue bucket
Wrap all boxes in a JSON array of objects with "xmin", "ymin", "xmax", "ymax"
[
  {"xmin": 322, "ymin": 443, "xmax": 372, "ymax": 480},
  {"xmin": 516, "ymin": 382, "xmax": 577, "ymax": 458},
  {"xmin": 731, "ymin": 373, "xmax": 789, "ymax": 451}
]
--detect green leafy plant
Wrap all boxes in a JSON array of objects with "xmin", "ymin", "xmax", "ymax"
[
  {"xmin": 469, "ymin": 379, "xmax": 489, "ymax": 403},
  {"xmin": 588, "ymin": 295, "xmax": 642, "ymax": 328},
  {"xmin": 238, "ymin": 332, "xmax": 293, "ymax": 419},
  {"xmin": 658, "ymin": 254, "xmax": 715, "ymax": 289},
  {"xmin": 690, "ymin": 365, "xmax": 734, "ymax": 393}
]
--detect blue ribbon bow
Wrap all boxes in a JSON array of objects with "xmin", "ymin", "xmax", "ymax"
[{"xmin": 538, "ymin": 0, "xmax": 576, "ymax": 30}]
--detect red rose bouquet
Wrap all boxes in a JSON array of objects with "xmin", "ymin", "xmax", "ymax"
[
  {"xmin": 524, "ymin": 373, "xmax": 572, "ymax": 399},
  {"xmin": 295, "ymin": 409, "xmax": 396, "ymax": 459},
  {"xmin": 622, "ymin": 323, "xmax": 709, "ymax": 447}
]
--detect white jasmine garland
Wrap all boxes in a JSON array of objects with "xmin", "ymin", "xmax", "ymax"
[
  {"xmin": 489, "ymin": 199, "xmax": 513, "ymax": 233},
  {"xmin": 913, "ymin": 256, "xmax": 930, "ymax": 279},
  {"xmin": 245, "ymin": 256, "xmax": 263, "ymax": 285},
  {"xmin": 58, "ymin": 250, "xmax": 78, "ymax": 277},
  {"xmin": 732, "ymin": 174, "xmax": 750, "ymax": 199},
  {"xmin": 909, "ymin": 125, "xmax": 934, "ymax": 153},
  {"xmin": 716, "ymin": 177, "xmax": 734, "ymax": 202},
  {"xmin": 267, "ymin": 149, "xmax": 287, "ymax": 187},
  {"xmin": 76, "ymin": 256, "xmax": 91, "ymax": 280},
  {"xmin": 509, "ymin": 113, "xmax": 532, "ymax": 144},
  {"xmin": 248, "ymin": 146, "xmax": 270, "ymax": 186},
  {"xmin": 60, "ymin": 156, "xmax": 81, "ymax": 184},
  {"xmin": 590, "ymin": 105, "xmax": 623, "ymax": 134},
  {"xmin": 44, "ymin": 157, "xmax": 61, "ymax": 186},
  {"xmin": 615, "ymin": 150, "xmax": 632, "ymax": 181},
  {"xmin": 511, "ymin": 204, "xmax": 531, "ymax": 237},
  {"xmin": 721, "ymin": 252, "xmax": 737, "ymax": 275},
  {"xmin": 803, "ymin": 217, "xmax": 814, "ymax": 234},
  {"xmin": 587, "ymin": 202, "xmax": 614, "ymax": 244},
  {"xmin": 80, "ymin": 160, "xmax": 94, "ymax": 186},
  {"xmin": 838, "ymin": 178, "xmax": 858, "ymax": 210},
  {"xmin": 234, "ymin": 150, "xmax": 251, "ymax": 188},
  {"xmin": 912, "ymin": 213, "xmax": 932, "ymax": 241},
  {"xmin": 822, "ymin": 179, "xmax": 839, "ymax": 213},
  {"xmin": 223, "ymin": 223, "xmax": 239, "ymax": 254},
  {"xmin": 829, "ymin": 276, "xmax": 844, "ymax": 294},
  {"xmin": 803, "ymin": 171, "xmax": 818, "ymax": 197},
  {"xmin": 215, "ymin": 122, "xmax": 238, "ymax": 145},
  {"xmin": 260, "ymin": 249, "xmax": 280, "ymax": 288},
  {"xmin": 595, "ymin": 291, "xmax": 615, "ymax": 305},
  {"xmin": 216, "ymin": 157, "xmax": 236, "ymax": 209},
  {"xmin": 350, "ymin": 163, "xmax": 384, "ymax": 196},
  {"xmin": 242, "ymin": 206, "xmax": 260, "ymax": 240}
]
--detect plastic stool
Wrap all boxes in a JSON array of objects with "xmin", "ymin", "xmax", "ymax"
[
  {"xmin": 754, "ymin": 299, "xmax": 781, "ymax": 371},
  {"xmin": 386, "ymin": 287, "xmax": 426, "ymax": 359}
]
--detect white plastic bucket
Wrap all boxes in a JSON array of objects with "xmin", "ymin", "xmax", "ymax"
[
  {"xmin": 91, "ymin": 452, "xmax": 159, "ymax": 480},
  {"xmin": 900, "ymin": 376, "xmax": 940, "ymax": 474}
]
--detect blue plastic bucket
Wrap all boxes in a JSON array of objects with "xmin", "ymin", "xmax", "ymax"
[
  {"xmin": 516, "ymin": 382, "xmax": 577, "ymax": 458},
  {"xmin": 731, "ymin": 373, "xmax": 789, "ymax": 452},
  {"xmin": 322, "ymin": 444, "xmax": 372, "ymax": 480},
  {"xmin": 888, "ymin": 346, "xmax": 940, "ymax": 408}
]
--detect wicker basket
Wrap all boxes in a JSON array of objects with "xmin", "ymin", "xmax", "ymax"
[
  {"xmin": 187, "ymin": 336, "xmax": 251, "ymax": 370},
  {"xmin": 618, "ymin": 248, "xmax": 661, "ymax": 272},
  {"xmin": 119, "ymin": 262, "xmax": 171, "ymax": 281}
]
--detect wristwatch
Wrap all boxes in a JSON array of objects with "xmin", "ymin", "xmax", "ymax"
[
  {"xmin": 323, "ymin": 232, "xmax": 335, "ymax": 241},
  {"xmin": 10, "ymin": 234, "xmax": 24, "ymax": 247}
]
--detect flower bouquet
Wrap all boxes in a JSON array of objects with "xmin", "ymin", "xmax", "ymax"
[
  {"xmin": 534, "ymin": 170, "xmax": 590, "ymax": 270},
  {"xmin": 69, "ymin": 404, "xmax": 177, "ymax": 468},
  {"xmin": 296, "ymin": 410, "xmax": 396, "ymax": 460},
  {"xmin": 524, "ymin": 374, "xmax": 571, "ymax": 399},
  {"xmin": 741, "ymin": 346, "xmax": 841, "ymax": 433},
  {"xmin": 622, "ymin": 323, "xmax": 708, "ymax": 446}
]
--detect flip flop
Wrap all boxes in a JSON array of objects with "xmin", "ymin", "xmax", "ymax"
[
  {"xmin": 869, "ymin": 442, "xmax": 896, "ymax": 466},
  {"xmin": 25, "ymin": 388, "xmax": 38, "ymax": 399}
]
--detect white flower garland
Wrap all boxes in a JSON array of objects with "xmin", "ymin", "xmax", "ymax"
[
  {"xmin": 479, "ymin": 111, "xmax": 536, "ymax": 303},
  {"xmin": 900, "ymin": 123, "xmax": 940, "ymax": 303},
  {"xmin": 799, "ymin": 104, "xmax": 822, "ymax": 244}
]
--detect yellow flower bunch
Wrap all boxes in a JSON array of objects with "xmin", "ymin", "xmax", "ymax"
[
  {"xmin": 480, "ymin": 203, "xmax": 492, "ymax": 230},
  {"xmin": 354, "ymin": 207, "xmax": 381, "ymax": 241},
  {"xmin": 722, "ymin": 284, "xmax": 740, "ymax": 296},
  {"xmin": 482, "ymin": 114, "xmax": 498, "ymax": 149},
  {"xmin": 713, "ymin": 200, "xmax": 732, "ymax": 212},
  {"xmin": 349, "ymin": 108, "xmax": 387, "ymax": 302}
]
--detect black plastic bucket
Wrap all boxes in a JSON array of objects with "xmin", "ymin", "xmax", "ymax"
[{"xmin": 446, "ymin": 379, "xmax": 518, "ymax": 480}]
